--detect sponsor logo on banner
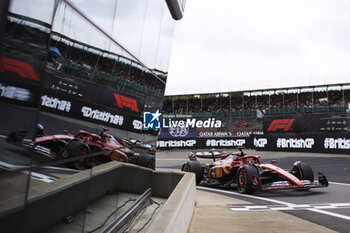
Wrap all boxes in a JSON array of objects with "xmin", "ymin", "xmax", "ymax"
[
  {"xmin": 197, "ymin": 130, "xmax": 263, "ymax": 138},
  {"xmin": 206, "ymin": 139, "xmax": 246, "ymax": 147},
  {"xmin": 114, "ymin": 93, "xmax": 139, "ymax": 112},
  {"xmin": 41, "ymin": 95, "xmax": 71, "ymax": 112},
  {"xmin": 198, "ymin": 131, "xmax": 232, "ymax": 137},
  {"xmin": 163, "ymin": 118, "xmax": 222, "ymax": 129},
  {"xmin": 276, "ymin": 138, "xmax": 314, "ymax": 149},
  {"xmin": 157, "ymin": 140, "xmax": 196, "ymax": 148},
  {"xmin": 132, "ymin": 120, "xmax": 143, "ymax": 130},
  {"xmin": 0, "ymin": 57, "xmax": 40, "ymax": 80},
  {"xmin": 324, "ymin": 138, "xmax": 350, "ymax": 149},
  {"xmin": 168, "ymin": 124, "xmax": 189, "ymax": 137},
  {"xmin": 267, "ymin": 119, "xmax": 295, "ymax": 132},
  {"xmin": 50, "ymin": 80, "xmax": 83, "ymax": 97},
  {"xmin": 143, "ymin": 110, "xmax": 161, "ymax": 129},
  {"xmin": 254, "ymin": 138, "xmax": 267, "ymax": 148},
  {"xmin": 0, "ymin": 83, "xmax": 32, "ymax": 102},
  {"xmin": 81, "ymin": 106, "xmax": 124, "ymax": 126}
]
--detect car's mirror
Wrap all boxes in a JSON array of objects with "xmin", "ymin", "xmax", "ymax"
[{"xmin": 270, "ymin": 160, "xmax": 277, "ymax": 165}]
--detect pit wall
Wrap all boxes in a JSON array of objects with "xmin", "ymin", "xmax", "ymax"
[{"xmin": 0, "ymin": 162, "xmax": 196, "ymax": 233}]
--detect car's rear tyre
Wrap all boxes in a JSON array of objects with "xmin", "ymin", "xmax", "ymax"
[
  {"xmin": 66, "ymin": 140, "xmax": 90, "ymax": 170},
  {"xmin": 137, "ymin": 154, "xmax": 155, "ymax": 169},
  {"xmin": 292, "ymin": 161, "xmax": 314, "ymax": 182},
  {"xmin": 181, "ymin": 160, "xmax": 202, "ymax": 185},
  {"xmin": 236, "ymin": 165, "xmax": 258, "ymax": 194}
]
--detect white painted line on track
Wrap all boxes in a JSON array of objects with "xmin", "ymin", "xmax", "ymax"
[
  {"xmin": 0, "ymin": 161, "xmax": 29, "ymax": 170},
  {"xmin": 231, "ymin": 208, "xmax": 248, "ymax": 211},
  {"xmin": 331, "ymin": 203, "xmax": 350, "ymax": 207},
  {"xmin": 308, "ymin": 208, "xmax": 350, "ymax": 221},
  {"xmin": 21, "ymin": 171, "xmax": 57, "ymax": 183},
  {"xmin": 292, "ymin": 204, "xmax": 311, "ymax": 208},
  {"xmin": 230, "ymin": 203, "xmax": 350, "ymax": 211},
  {"xmin": 330, "ymin": 182, "xmax": 350, "ymax": 186},
  {"xmin": 249, "ymin": 205, "xmax": 268, "ymax": 209},
  {"xmin": 197, "ymin": 186, "xmax": 293, "ymax": 206},
  {"xmin": 270, "ymin": 207, "xmax": 294, "ymax": 211},
  {"xmin": 41, "ymin": 166, "xmax": 79, "ymax": 173},
  {"xmin": 314, "ymin": 206, "xmax": 335, "ymax": 209},
  {"xmin": 197, "ymin": 186, "xmax": 350, "ymax": 221},
  {"xmin": 0, "ymin": 162, "xmax": 57, "ymax": 183}
]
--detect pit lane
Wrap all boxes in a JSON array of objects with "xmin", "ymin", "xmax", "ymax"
[{"xmin": 156, "ymin": 149, "xmax": 350, "ymax": 233}]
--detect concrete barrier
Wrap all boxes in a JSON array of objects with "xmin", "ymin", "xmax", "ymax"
[
  {"xmin": 0, "ymin": 161, "xmax": 196, "ymax": 233},
  {"xmin": 146, "ymin": 171, "xmax": 196, "ymax": 233}
]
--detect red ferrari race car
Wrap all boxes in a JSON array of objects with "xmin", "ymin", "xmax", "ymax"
[
  {"xmin": 182, "ymin": 149, "xmax": 328, "ymax": 194},
  {"xmin": 121, "ymin": 138, "xmax": 156, "ymax": 155},
  {"xmin": 7, "ymin": 125, "xmax": 155, "ymax": 170}
]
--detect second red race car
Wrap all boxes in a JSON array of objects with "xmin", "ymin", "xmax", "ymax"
[
  {"xmin": 7, "ymin": 125, "xmax": 155, "ymax": 170},
  {"xmin": 181, "ymin": 149, "xmax": 328, "ymax": 194}
]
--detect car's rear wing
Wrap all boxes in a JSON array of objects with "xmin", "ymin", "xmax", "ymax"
[{"xmin": 189, "ymin": 150, "xmax": 231, "ymax": 161}]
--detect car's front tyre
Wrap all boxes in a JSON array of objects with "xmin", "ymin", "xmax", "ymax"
[
  {"xmin": 292, "ymin": 161, "xmax": 314, "ymax": 182},
  {"xmin": 65, "ymin": 140, "xmax": 91, "ymax": 170},
  {"xmin": 236, "ymin": 165, "xmax": 259, "ymax": 194}
]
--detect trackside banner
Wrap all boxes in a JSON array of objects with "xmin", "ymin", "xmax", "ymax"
[
  {"xmin": 159, "ymin": 115, "xmax": 262, "ymax": 139},
  {"xmin": 320, "ymin": 133, "xmax": 350, "ymax": 154},
  {"xmin": 39, "ymin": 89, "xmax": 143, "ymax": 132},
  {"xmin": 156, "ymin": 137, "xmax": 253, "ymax": 149},
  {"xmin": 0, "ymin": 54, "xmax": 146, "ymax": 132},
  {"xmin": 252, "ymin": 133, "xmax": 350, "ymax": 154},
  {"xmin": 252, "ymin": 134, "xmax": 319, "ymax": 152},
  {"xmin": 44, "ymin": 72, "xmax": 145, "ymax": 116},
  {"xmin": 264, "ymin": 114, "xmax": 350, "ymax": 134}
]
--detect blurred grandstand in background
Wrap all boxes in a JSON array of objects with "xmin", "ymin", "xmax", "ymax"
[
  {"xmin": 4, "ymin": 12, "xmax": 166, "ymax": 111},
  {"xmin": 162, "ymin": 83, "xmax": 350, "ymax": 130}
]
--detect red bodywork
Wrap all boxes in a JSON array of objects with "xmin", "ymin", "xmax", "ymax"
[
  {"xmin": 27, "ymin": 130, "xmax": 134, "ymax": 163},
  {"xmin": 187, "ymin": 150, "xmax": 328, "ymax": 192},
  {"xmin": 207, "ymin": 154, "xmax": 261, "ymax": 180},
  {"xmin": 121, "ymin": 138, "xmax": 156, "ymax": 155}
]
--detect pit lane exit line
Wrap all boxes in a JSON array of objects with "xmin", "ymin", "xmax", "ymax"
[
  {"xmin": 329, "ymin": 182, "xmax": 350, "ymax": 186},
  {"xmin": 197, "ymin": 186, "xmax": 350, "ymax": 221}
]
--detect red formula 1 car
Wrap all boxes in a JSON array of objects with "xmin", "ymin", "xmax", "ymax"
[
  {"xmin": 7, "ymin": 125, "xmax": 155, "ymax": 169},
  {"xmin": 181, "ymin": 150, "xmax": 328, "ymax": 194},
  {"xmin": 121, "ymin": 138, "xmax": 156, "ymax": 155}
]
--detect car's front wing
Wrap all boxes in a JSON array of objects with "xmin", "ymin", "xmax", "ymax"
[{"xmin": 259, "ymin": 172, "xmax": 329, "ymax": 191}]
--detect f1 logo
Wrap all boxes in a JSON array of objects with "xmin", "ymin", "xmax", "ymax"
[
  {"xmin": 0, "ymin": 57, "xmax": 40, "ymax": 81},
  {"xmin": 143, "ymin": 110, "xmax": 161, "ymax": 129},
  {"xmin": 267, "ymin": 119, "xmax": 295, "ymax": 132},
  {"xmin": 114, "ymin": 94, "xmax": 139, "ymax": 112}
]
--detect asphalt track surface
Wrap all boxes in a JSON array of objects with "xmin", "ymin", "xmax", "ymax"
[
  {"xmin": 2, "ymin": 102, "xmax": 350, "ymax": 232},
  {"xmin": 156, "ymin": 149, "xmax": 350, "ymax": 233}
]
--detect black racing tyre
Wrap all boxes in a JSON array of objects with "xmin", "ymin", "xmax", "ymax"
[
  {"xmin": 137, "ymin": 154, "xmax": 155, "ymax": 169},
  {"xmin": 236, "ymin": 165, "xmax": 259, "ymax": 194},
  {"xmin": 66, "ymin": 140, "xmax": 91, "ymax": 170},
  {"xmin": 292, "ymin": 161, "xmax": 314, "ymax": 182},
  {"xmin": 181, "ymin": 160, "xmax": 203, "ymax": 185}
]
